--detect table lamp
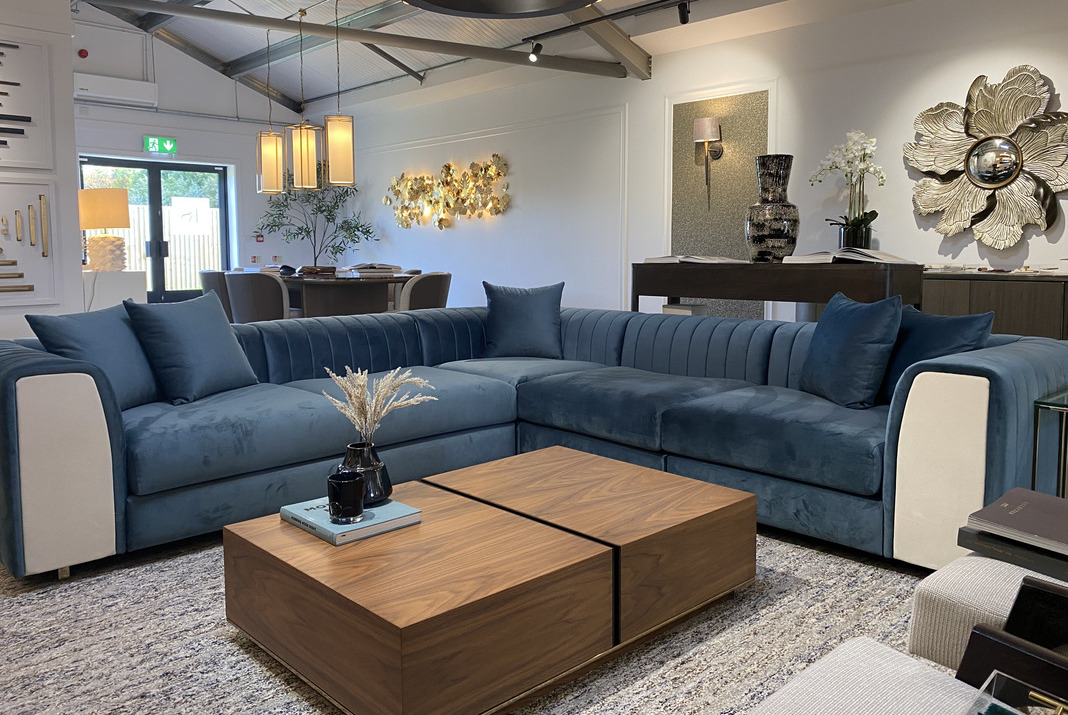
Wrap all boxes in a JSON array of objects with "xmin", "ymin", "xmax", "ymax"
[{"xmin": 79, "ymin": 188, "xmax": 130, "ymax": 271}]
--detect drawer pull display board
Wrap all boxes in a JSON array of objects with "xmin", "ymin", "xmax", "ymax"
[
  {"xmin": 0, "ymin": 179, "xmax": 57, "ymax": 304},
  {"xmin": 0, "ymin": 39, "xmax": 53, "ymax": 170}
]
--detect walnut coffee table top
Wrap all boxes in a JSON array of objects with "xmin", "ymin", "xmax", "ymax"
[{"xmin": 224, "ymin": 447, "xmax": 756, "ymax": 714}]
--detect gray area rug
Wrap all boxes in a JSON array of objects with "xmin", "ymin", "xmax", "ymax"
[{"xmin": 0, "ymin": 530, "xmax": 926, "ymax": 714}]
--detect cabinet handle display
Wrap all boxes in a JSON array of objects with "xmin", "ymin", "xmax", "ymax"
[
  {"xmin": 39, "ymin": 195, "xmax": 48, "ymax": 257},
  {"xmin": 27, "ymin": 205, "xmax": 36, "ymax": 246},
  {"xmin": 14, "ymin": 210, "xmax": 21, "ymax": 241}
]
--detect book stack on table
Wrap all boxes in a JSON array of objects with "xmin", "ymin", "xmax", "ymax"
[
  {"xmin": 281, "ymin": 497, "xmax": 421, "ymax": 545},
  {"xmin": 960, "ymin": 488, "xmax": 1068, "ymax": 581}
]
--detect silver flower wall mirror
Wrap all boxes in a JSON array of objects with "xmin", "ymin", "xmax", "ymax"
[{"xmin": 903, "ymin": 65, "xmax": 1068, "ymax": 250}]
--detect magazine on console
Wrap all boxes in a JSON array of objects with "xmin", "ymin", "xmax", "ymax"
[{"xmin": 782, "ymin": 248, "xmax": 915, "ymax": 265}]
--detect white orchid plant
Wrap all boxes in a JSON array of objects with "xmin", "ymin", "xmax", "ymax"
[
  {"xmin": 323, "ymin": 366, "xmax": 437, "ymax": 445},
  {"xmin": 810, "ymin": 130, "xmax": 888, "ymax": 230}
]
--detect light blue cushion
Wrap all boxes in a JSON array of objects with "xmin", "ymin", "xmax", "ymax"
[
  {"xmin": 483, "ymin": 281, "xmax": 564, "ymax": 358},
  {"xmin": 661, "ymin": 385, "xmax": 889, "ymax": 496},
  {"xmin": 123, "ymin": 293, "xmax": 258, "ymax": 404},
  {"xmin": 799, "ymin": 292, "xmax": 902, "ymax": 409},
  {"xmin": 435, "ymin": 357, "xmax": 605, "ymax": 386},
  {"xmin": 26, "ymin": 305, "xmax": 159, "ymax": 410},
  {"xmin": 518, "ymin": 366, "xmax": 751, "ymax": 451},
  {"xmin": 878, "ymin": 305, "xmax": 994, "ymax": 404}
]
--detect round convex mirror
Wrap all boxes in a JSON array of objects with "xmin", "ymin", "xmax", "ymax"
[{"xmin": 965, "ymin": 136, "xmax": 1023, "ymax": 189}]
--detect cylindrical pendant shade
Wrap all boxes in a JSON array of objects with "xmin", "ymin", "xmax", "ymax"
[
  {"xmin": 694, "ymin": 117, "xmax": 721, "ymax": 143},
  {"xmin": 256, "ymin": 131, "xmax": 286, "ymax": 194},
  {"xmin": 78, "ymin": 188, "xmax": 131, "ymax": 230},
  {"xmin": 286, "ymin": 121, "xmax": 322, "ymax": 190},
  {"xmin": 324, "ymin": 115, "xmax": 355, "ymax": 187}
]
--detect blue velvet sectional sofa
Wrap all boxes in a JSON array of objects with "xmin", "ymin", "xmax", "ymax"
[{"xmin": 3, "ymin": 305, "xmax": 1067, "ymax": 578}]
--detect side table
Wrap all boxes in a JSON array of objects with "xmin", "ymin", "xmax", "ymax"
[{"xmin": 1032, "ymin": 389, "xmax": 1068, "ymax": 498}]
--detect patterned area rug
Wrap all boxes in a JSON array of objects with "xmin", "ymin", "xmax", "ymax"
[{"xmin": 0, "ymin": 529, "xmax": 926, "ymax": 714}]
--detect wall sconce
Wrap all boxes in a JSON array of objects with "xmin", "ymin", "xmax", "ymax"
[
  {"xmin": 384, "ymin": 154, "xmax": 510, "ymax": 230},
  {"xmin": 694, "ymin": 117, "xmax": 722, "ymax": 210},
  {"xmin": 79, "ymin": 188, "xmax": 130, "ymax": 271}
]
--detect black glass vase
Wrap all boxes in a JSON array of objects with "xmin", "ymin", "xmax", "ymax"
[
  {"xmin": 839, "ymin": 226, "xmax": 872, "ymax": 249},
  {"xmin": 744, "ymin": 154, "xmax": 800, "ymax": 263},
  {"xmin": 338, "ymin": 441, "xmax": 393, "ymax": 507}
]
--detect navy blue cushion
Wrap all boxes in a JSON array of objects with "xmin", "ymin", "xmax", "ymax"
[
  {"xmin": 26, "ymin": 305, "xmax": 159, "ymax": 410},
  {"xmin": 661, "ymin": 385, "xmax": 889, "ymax": 496},
  {"xmin": 124, "ymin": 293, "xmax": 258, "ymax": 405},
  {"xmin": 878, "ymin": 305, "xmax": 994, "ymax": 403},
  {"xmin": 799, "ymin": 292, "xmax": 902, "ymax": 409},
  {"xmin": 518, "ymin": 366, "xmax": 750, "ymax": 451},
  {"xmin": 483, "ymin": 281, "xmax": 564, "ymax": 358}
]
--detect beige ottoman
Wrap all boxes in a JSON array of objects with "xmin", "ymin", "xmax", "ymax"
[{"xmin": 908, "ymin": 554, "xmax": 1068, "ymax": 670}]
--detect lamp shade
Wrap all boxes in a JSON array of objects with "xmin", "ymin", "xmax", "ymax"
[
  {"xmin": 256, "ymin": 130, "xmax": 286, "ymax": 194},
  {"xmin": 78, "ymin": 188, "xmax": 131, "ymax": 231},
  {"xmin": 694, "ymin": 117, "xmax": 721, "ymax": 143},
  {"xmin": 286, "ymin": 121, "xmax": 322, "ymax": 190},
  {"xmin": 324, "ymin": 115, "xmax": 355, "ymax": 187}
]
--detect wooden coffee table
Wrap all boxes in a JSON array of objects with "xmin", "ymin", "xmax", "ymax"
[{"xmin": 225, "ymin": 447, "xmax": 756, "ymax": 715}]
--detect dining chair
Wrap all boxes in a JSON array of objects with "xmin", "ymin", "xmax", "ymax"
[
  {"xmin": 394, "ymin": 272, "xmax": 452, "ymax": 311},
  {"xmin": 224, "ymin": 271, "xmax": 302, "ymax": 323},
  {"xmin": 199, "ymin": 270, "xmax": 233, "ymax": 322}
]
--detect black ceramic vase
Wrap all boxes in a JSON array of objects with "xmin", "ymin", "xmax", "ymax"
[
  {"xmin": 744, "ymin": 154, "xmax": 800, "ymax": 263},
  {"xmin": 337, "ymin": 441, "xmax": 393, "ymax": 507},
  {"xmin": 839, "ymin": 226, "xmax": 872, "ymax": 250}
]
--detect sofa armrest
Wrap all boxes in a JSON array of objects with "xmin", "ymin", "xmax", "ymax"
[
  {"xmin": 884, "ymin": 337, "xmax": 1068, "ymax": 568},
  {"xmin": 0, "ymin": 342, "xmax": 126, "ymax": 578}
]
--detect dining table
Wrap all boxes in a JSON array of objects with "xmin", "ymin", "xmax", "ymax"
[{"xmin": 282, "ymin": 273, "xmax": 412, "ymax": 317}]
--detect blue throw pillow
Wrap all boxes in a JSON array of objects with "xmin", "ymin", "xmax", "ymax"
[
  {"xmin": 26, "ymin": 304, "xmax": 160, "ymax": 410},
  {"xmin": 482, "ymin": 281, "xmax": 564, "ymax": 359},
  {"xmin": 799, "ymin": 292, "xmax": 902, "ymax": 409},
  {"xmin": 877, "ymin": 305, "xmax": 994, "ymax": 403},
  {"xmin": 123, "ymin": 292, "xmax": 258, "ymax": 405}
]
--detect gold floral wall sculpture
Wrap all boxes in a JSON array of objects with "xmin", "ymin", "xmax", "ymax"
[
  {"xmin": 904, "ymin": 65, "xmax": 1068, "ymax": 250},
  {"xmin": 384, "ymin": 154, "xmax": 510, "ymax": 230}
]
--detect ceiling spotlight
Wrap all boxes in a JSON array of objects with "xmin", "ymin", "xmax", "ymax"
[
  {"xmin": 677, "ymin": 1, "xmax": 690, "ymax": 24},
  {"xmin": 529, "ymin": 42, "xmax": 543, "ymax": 63}
]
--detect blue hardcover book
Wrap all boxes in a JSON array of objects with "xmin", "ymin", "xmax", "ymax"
[{"xmin": 280, "ymin": 497, "xmax": 421, "ymax": 546}]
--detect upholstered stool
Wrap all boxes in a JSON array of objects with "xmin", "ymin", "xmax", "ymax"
[
  {"xmin": 750, "ymin": 637, "xmax": 988, "ymax": 714},
  {"xmin": 908, "ymin": 555, "xmax": 1068, "ymax": 670}
]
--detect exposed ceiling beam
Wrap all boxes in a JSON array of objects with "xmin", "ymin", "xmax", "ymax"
[
  {"xmin": 83, "ymin": 2, "xmax": 303, "ymax": 113},
  {"xmin": 566, "ymin": 5, "xmax": 652, "ymax": 80},
  {"xmin": 361, "ymin": 44, "xmax": 426, "ymax": 84},
  {"xmin": 138, "ymin": 0, "xmax": 207, "ymax": 33},
  {"xmin": 222, "ymin": 0, "xmax": 421, "ymax": 79},
  {"xmin": 87, "ymin": 0, "xmax": 629, "ymax": 79}
]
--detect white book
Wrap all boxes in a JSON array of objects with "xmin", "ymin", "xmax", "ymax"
[
  {"xmin": 280, "ymin": 497, "xmax": 421, "ymax": 546},
  {"xmin": 644, "ymin": 255, "xmax": 749, "ymax": 264},
  {"xmin": 782, "ymin": 248, "xmax": 916, "ymax": 265}
]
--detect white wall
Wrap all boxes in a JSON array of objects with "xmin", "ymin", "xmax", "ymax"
[{"xmin": 326, "ymin": 0, "xmax": 1068, "ymax": 311}]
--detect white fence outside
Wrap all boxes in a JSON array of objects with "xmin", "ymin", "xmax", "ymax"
[{"xmin": 90, "ymin": 205, "xmax": 224, "ymax": 292}]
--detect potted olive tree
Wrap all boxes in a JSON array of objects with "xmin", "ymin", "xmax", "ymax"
[{"xmin": 255, "ymin": 164, "xmax": 375, "ymax": 267}]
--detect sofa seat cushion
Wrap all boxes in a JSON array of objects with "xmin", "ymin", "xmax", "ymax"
[
  {"xmin": 435, "ymin": 357, "xmax": 605, "ymax": 386},
  {"xmin": 661, "ymin": 385, "xmax": 889, "ymax": 496},
  {"xmin": 286, "ymin": 366, "xmax": 517, "ymax": 445},
  {"xmin": 518, "ymin": 366, "xmax": 751, "ymax": 451},
  {"xmin": 124, "ymin": 383, "xmax": 353, "ymax": 496}
]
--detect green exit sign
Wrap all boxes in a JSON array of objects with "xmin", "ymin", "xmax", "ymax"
[{"xmin": 144, "ymin": 135, "xmax": 177, "ymax": 154}]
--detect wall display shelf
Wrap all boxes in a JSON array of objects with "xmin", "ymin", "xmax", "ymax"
[
  {"xmin": 0, "ymin": 37, "xmax": 53, "ymax": 171},
  {"xmin": 631, "ymin": 262, "xmax": 924, "ymax": 312},
  {"xmin": 0, "ymin": 178, "xmax": 57, "ymax": 306},
  {"xmin": 922, "ymin": 271, "xmax": 1068, "ymax": 339}
]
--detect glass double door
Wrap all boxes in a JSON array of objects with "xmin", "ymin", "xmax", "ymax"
[{"xmin": 80, "ymin": 156, "xmax": 230, "ymax": 303}]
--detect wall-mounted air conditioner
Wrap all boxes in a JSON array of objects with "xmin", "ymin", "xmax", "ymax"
[{"xmin": 73, "ymin": 72, "xmax": 159, "ymax": 108}]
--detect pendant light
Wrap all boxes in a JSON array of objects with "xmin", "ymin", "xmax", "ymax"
[
  {"xmin": 256, "ymin": 28, "xmax": 285, "ymax": 194},
  {"xmin": 324, "ymin": 0, "xmax": 355, "ymax": 186},
  {"xmin": 285, "ymin": 9, "xmax": 323, "ymax": 190}
]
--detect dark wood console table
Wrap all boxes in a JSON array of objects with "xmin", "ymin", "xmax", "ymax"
[
  {"xmin": 630, "ymin": 262, "xmax": 924, "ymax": 312},
  {"xmin": 922, "ymin": 271, "xmax": 1068, "ymax": 339}
]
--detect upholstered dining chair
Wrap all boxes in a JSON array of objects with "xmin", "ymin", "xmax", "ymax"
[
  {"xmin": 394, "ymin": 272, "xmax": 452, "ymax": 312},
  {"xmin": 199, "ymin": 270, "xmax": 233, "ymax": 322},
  {"xmin": 224, "ymin": 271, "xmax": 302, "ymax": 323}
]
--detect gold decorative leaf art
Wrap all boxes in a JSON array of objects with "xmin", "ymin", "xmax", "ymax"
[
  {"xmin": 383, "ymin": 154, "xmax": 511, "ymax": 230},
  {"xmin": 904, "ymin": 65, "xmax": 1068, "ymax": 250}
]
